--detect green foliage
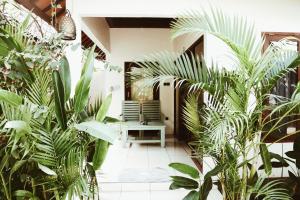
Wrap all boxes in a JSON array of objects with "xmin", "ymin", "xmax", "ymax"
[
  {"xmin": 0, "ymin": 89, "xmax": 23, "ymax": 107},
  {"xmin": 92, "ymin": 139, "xmax": 109, "ymax": 171},
  {"xmin": 52, "ymin": 70, "xmax": 67, "ymax": 130},
  {"xmin": 74, "ymin": 120, "xmax": 118, "ymax": 144},
  {"xmin": 169, "ymin": 163, "xmax": 199, "ymax": 179},
  {"xmin": 74, "ymin": 45, "xmax": 96, "ymax": 114},
  {"xmin": 58, "ymin": 56, "xmax": 71, "ymax": 102},
  {"xmin": 0, "ymin": 5, "xmax": 117, "ymax": 199},
  {"xmin": 169, "ymin": 162, "xmax": 212, "ymax": 200},
  {"xmin": 260, "ymin": 143, "xmax": 272, "ymax": 175},
  {"xmin": 133, "ymin": 5, "xmax": 298, "ymax": 200}
]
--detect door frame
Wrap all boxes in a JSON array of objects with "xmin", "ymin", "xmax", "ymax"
[{"xmin": 124, "ymin": 62, "xmax": 160, "ymax": 100}]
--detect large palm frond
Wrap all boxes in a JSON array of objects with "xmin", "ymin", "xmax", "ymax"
[
  {"xmin": 33, "ymin": 128, "xmax": 77, "ymax": 168},
  {"xmin": 171, "ymin": 6, "xmax": 264, "ymax": 73},
  {"xmin": 132, "ymin": 51, "xmax": 232, "ymax": 95},
  {"xmin": 60, "ymin": 149, "xmax": 90, "ymax": 199},
  {"xmin": 26, "ymin": 68, "xmax": 53, "ymax": 106},
  {"xmin": 248, "ymin": 177, "xmax": 292, "ymax": 200},
  {"xmin": 202, "ymin": 93, "xmax": 249, "ymax": 152},
  {"xmin": 254, "ymin": 42, "xmax": 300, "ymax": 93},
  {"xmin": 182, "ymin": 94, "xmax": 202, "ymax": 135}
]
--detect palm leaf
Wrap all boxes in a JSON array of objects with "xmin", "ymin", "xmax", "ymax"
[
  {"xmin": 131, "ymin": 51, "xmax": 231, "ymax": 95},
  {"xmin": 74, "ymin": 45, "xmax": 96, "ymax": 114},
  {"xmin": 26, "ymin": 68, "xmax": 52, "ymax": 106},
  {"xmin": 249, "ymin": 177, "xmax": 292, "ymax": 200},
  {"xmin": 171, "ymin": 6, "xmax": 264, "ymax": 70}
]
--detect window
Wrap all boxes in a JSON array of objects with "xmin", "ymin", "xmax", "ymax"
[{"xmin": 263, "ymin": 32, "xmax": 300, "ymax": 142}]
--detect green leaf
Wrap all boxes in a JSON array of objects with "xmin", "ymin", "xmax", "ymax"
[
  {"xmin": 10, "ymin": 160, "xmax": 27, "ymax": 175},
  {"xmin": 170, "ymin": 176, "xmax": 199, "ymax": 189},
  {"xmin": 13, "ymin": 190, "xmax": 33, "ymax": 198},
  {"xmin": 183, "ymin": 191, "xmax": 199, "ymax": 200},
  {"xmin": 286, "ymin": 151, "xmax": 300, "ymax": 168},
  {"xmin": 169, "ymin": 182, "xmax": 198, "ymax": 190},
  {"xmin": 38, "ymin": 163, "xmax": 57, "ymax": 176},
  {"xmin": 169, "ymin": 162, "xmax": 200, "ymax": 179},
  {"xmin": 169, "ymin": 182, "xmax": 181, "ymax": 190},
  {"xmin": 52, "ymin": 70, "xmax": 67, "ymax": 130},
  {"xmin": 293, "ymin": 135, "xmax": 300, "ymax": 151},
  {"xmin": 204, "ymin": 164, "xmax": 223, "ymax": 180},
  {"xmin": 74, "ymin": 45, "xmax": 96, "ymax": 113},
  {"xmin": 0, "ymin": 153, "xmax": 9, "ymax": 171},
  {"xmin": 58, "ymin": 56, "xmax": 71, "ymax": 102},
  {"xmin": 0, "ymin": 89, "xmax": 23, "ymax": 107},
  {"xmin": 288, "ymin": 170, "xmax": 299, "ymax": 183},
  {"xmin": 104, "ymin": 116, "xmax": 120, "ymax": 123},
  {"xmin": 260, "ymin": 143, "xmax": 272, "ymax": 175},
  {"xmin": 200, "ymin": 177, "xmax": 212, "ymax": 200},
  {"xmin": 270, "ymin": 152, "xmax": 288, "ymax": 165},
  {"xmin": 74, "ymin": 120, "xmax": 118, "ymax": 144},
  {"xmin": 96, "ymin": 94, "xmax": 112, "ymax": 122},
  {"xmin": 92, "ymin": 139, "xmax": 109, "ymax": 170}
]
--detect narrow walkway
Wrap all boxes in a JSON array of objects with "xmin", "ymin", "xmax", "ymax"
[{"xmin": 97, "ymin": 139, "xmax": 197, "ymax": 200}]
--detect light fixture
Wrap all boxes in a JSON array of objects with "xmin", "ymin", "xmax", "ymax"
[{"xmin": 59, "ymin": 9, "xmax": 76, "ymax": 40}]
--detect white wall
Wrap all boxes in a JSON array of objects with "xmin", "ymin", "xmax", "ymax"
[
  {"xmin": 82, "ymin": 17, "xmax": 110, "ymax": 52},
  {"xmin": 65, "ymin": 0, "xmax": 82, "ymax": 95},
  {"xmin": 109, "ymin": 28, "xmax": 175, "ymax": 134}
]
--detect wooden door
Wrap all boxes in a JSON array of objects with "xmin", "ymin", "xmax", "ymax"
[{"xmin": 176, "ymin": 36, "xmax": 204, "ymax": 141}]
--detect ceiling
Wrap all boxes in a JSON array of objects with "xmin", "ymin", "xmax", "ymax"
[
  {"xmin": 105, "ymin": 17, "xmax": 174, "ymax": 28},
  {"xmin": 16, "ymin": 0, "xmax": 66, "ymax": 27},
  {"xmin": 81, "ymin": 31, "xmax": 106, "ymax": 60}
]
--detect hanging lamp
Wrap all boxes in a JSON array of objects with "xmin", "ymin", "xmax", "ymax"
[{"xmin": 59, "ymin": 9, "xmax": 76, "ymax": 40}]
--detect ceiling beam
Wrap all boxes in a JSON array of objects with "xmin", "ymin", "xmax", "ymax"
[{"xmin": 105, "ymin": 17, "xmax": 174, "ymax": 28}]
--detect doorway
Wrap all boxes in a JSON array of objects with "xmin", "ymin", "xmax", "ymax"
[{"xmin": 175, "ymin": 36, "xmax": 204, "ymax": 141}]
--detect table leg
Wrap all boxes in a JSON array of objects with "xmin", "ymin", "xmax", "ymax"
[
  {"xmin": 160, "ymin": 128, "xmax": 165, "ymax": 147},
  {"xmin": 122, "ymin": 129, "xmax": 128, "ymax": 147}
]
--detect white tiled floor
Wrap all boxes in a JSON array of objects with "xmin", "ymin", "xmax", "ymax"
[{"xmin": 97, "ymin": 138, "xmax": 197, "ymax": 200}]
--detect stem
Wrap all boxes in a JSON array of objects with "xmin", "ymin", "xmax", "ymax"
[
  {"xmin": 240, "ymin": 151, "xmax": 248, "ymax": 200},
  {"xmin": 220, "ymin": 173, "xmax": 226, "ymax": 200},
  {"xmin": 1, "ymin": 173, "xmax": 10, "ymax": 200}
]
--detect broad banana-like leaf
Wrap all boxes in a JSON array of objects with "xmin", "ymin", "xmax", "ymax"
[
  {"xmin": 96, "ymin": 94, "xmax": 112, "ymax": 122},
  {"xmin": 170, "ymin": 176, "xmax": 199, "ymax": 190},
  {"xmin": 74, "ymin": 120, "xmax": 118, "ymax": 144},
  {"xmin": 74, "ymin": 45, "xmax": 96, "ymax": 114},
  {"xmin": 0, "ymin": 89, "xmax": 23, "ymax": 107},
  {"xmin": 169, "ymin": 163, "xmax": 199, "ymax": 179},
  {"xmin": 13, "ymin": 190, "xmax": 35, "ymax": 199},
  {"xmin": 92, "ymin": 139, "xmax": 109, "ymax": 170},
  {"xmin": 260, "ymin": 143, "xmax": 272, "ymax": 175},
  {"xmin": 52, "ymin": 70, "xmax": 67, "ymax": 130},
  {"xmin": 58, "ymin": 56, "xmax": 71, "ymax": 102},
  {"xmin": 200, "ymin": 177, "xmax": 212, "ymax": 200},
  {"xmin": 183, "ymin": 191, "xmax": 199, "ymax": 200},
  {"xmin": 92, "ymin": 94, "xmax": 113, "ymax": 170}
]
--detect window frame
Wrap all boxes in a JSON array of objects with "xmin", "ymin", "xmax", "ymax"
[{"xmin": 263, "ymin": 32, "xmax": 300, "ymax": 143}]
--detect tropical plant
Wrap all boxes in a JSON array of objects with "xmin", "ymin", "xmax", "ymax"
[
  {"xmin": 0, "ymin": 3, "xmax": 118, "ymax": 199},
  {"xmin": 169, "ymin": 163, "xmax": 213, "ymax": 200},
  {"xmin": 131, "ymin": 6, "xmax": 300, "ymax": 200}
]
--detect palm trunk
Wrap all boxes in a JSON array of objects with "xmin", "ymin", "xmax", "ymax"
[
  {"xmin": 220, "ymin": 173, "xmax": 227, "ymax": 200},
  {"xmin": 240, "ymin": 152, "xmax": 248, "ymax": 200}
]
